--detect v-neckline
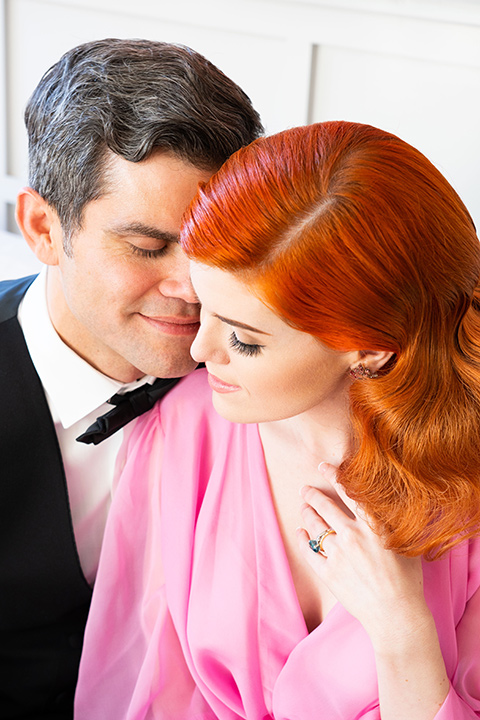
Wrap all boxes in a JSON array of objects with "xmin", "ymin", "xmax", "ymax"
[{"xmin": 247, "ymin": 424, "xmax": 342, "ymax": 691}]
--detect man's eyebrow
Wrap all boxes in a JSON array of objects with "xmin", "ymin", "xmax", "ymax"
[
  {"xmin": 108, "ymin": 222, "xmax": 179, "ymax": 243},
  {"xmin": 213, "ymin": 313, "xmax": 271, "ymax": 336}
]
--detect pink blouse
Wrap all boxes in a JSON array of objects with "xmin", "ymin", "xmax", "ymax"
[{"xmin": 75, "ymin": 369, "xmax": 480, "ymax": 719}]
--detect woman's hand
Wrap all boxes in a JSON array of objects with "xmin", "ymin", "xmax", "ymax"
[
  {"xmin": 296, "ymin": 462, "xmax": 429, "ymax": 644},
  {"xmin": 296, "ymin": 463, "xmax": 450, "ymax": 720}
]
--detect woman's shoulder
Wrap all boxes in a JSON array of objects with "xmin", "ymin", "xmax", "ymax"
[
  {"xmin": 447, "ymin": 536, "xmax": 480, "ymax": 588},
  {"xmin": 425, "ymin": 536, "xmax": 480, "ymax": 614},
  {"xmin": 464, "ymin": 536, "xmax": 480, "ymax": 600},
  {"xmin": 117, "ymin": 368, "xmax": 224, "ymax": 479},
  {"xmin": 127, "ymin": 368, "xmax": 221, "ymax": 441},
  {"xmin": 168, "ymin": 366, "xmax": 211, "ymax": 399},
  {"xmin": 160, "ymin": 367, "xmax": 217, "ymax": 421}
]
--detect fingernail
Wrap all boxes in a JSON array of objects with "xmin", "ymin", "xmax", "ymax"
[{"xmin": 318, "ymin": 461, "xmax": 327, "ymax": 473}]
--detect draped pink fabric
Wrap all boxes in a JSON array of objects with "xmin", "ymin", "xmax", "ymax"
[{"xmin": 75, "ymin": 369, "xmax": 480, "ymax": 719}]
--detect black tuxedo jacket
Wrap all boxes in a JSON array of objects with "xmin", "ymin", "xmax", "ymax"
[{"xmin": 0, "ymin": 277, "xmax": 92, "ymax": 719}]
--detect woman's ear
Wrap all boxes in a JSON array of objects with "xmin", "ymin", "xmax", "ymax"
[
  {"xmin": 350, "ymin": 350, "xmax": 395, "ymax": 377},
  {"xmin": 15, "ymin": 188, "xmax": 63, "ymax": 266}
]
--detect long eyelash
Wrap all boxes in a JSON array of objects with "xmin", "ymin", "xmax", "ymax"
[
  {"xmin": 130, "ymin": 245, "xmax": 169, "ymax": 259},
  {"xmin": 229, "ymin": 331, "xmax": 263, "ymax": 357}
]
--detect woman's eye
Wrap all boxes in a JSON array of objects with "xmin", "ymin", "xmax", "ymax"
[
  {"xmin": 229, "ymin": 331, "xmax": 264, "ymax": 357},
  {"xmin": 130, "ymin": 244, "xmax": 169, "ymax": 259}
]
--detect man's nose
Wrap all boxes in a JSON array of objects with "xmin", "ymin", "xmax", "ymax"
[{"xmin": 157, "ymin": 245, "xmax": 198, "ymax": 304}]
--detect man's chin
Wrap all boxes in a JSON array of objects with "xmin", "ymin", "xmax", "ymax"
[{"xmin": 147, "ymin": 356, "xmax": 200, "ymax": 380}]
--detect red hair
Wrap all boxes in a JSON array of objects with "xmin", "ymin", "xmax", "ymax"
[{"xmin": 181, "ymin": 121, "xmax": 480, "ymax": 558}]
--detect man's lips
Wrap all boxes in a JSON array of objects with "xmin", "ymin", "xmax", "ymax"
[{"xmin": 139, "ymin": 314, "xmax": 200, "ymax": 336}]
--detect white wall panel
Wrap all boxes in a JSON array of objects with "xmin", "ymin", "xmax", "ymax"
[
  {"xmin": 6, "ymin": 0, "xmax": 306, "ymax": 186},
  {"xmin": 310, "ymin": 45, "xmax": 480, "ymax": 225},
  {"xmin": 1, "ymin": 0, "xmax": 479, "ymax": 276}
]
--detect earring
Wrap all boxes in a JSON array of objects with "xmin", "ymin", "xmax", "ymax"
[{"xmin": 349, "ymin": 363, "xmax": 378, "ymax": 380}]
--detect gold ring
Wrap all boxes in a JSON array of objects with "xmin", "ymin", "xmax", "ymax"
[{"xmin": 308, "ymin": 527, "xmax": 336, "ymax": 557}]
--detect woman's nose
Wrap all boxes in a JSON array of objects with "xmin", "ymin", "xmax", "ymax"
[{"xmin": 190, "ymin": 320, "xmax": 230, "ymax": 365}]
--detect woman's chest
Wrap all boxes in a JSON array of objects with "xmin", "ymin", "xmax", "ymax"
[{"xmin": 271, "ymin": 479, "xmax": 338, "ymax": 631}]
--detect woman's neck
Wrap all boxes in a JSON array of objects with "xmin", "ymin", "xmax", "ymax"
[
  {"xmin": 259, "ymin": 396, "xmax": 353, "ymax": 474},
  {"xmin": 258, "ymin": 401, "xmax": 353, "ymax": 632}
]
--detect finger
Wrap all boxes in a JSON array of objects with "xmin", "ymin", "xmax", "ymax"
[
  {"xmin": 296, "ymin": 527, "xmax": 328, "ymax": 564},
  {"xmin": 318, "ymin": 462, "xmax": 367, "ymax": 522},
  {"xmin": 300, "ymin": 501, "xmax": 330, "ymax": 539},
  {"xmin": 299, "ymin": 500, "xmax": 337, "ymax": 558},
  {"xmin": 300, "ymin": 485, "xmax": 352, "ymax": 530}
]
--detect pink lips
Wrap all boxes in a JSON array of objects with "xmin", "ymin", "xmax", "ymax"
[
  {"xmin": 207, "ymin": 372, "xmax": 241, "ymax": 393},
  {"xmin": 140, "ymin": 315, "xmax": 200, "ymax": 336}
]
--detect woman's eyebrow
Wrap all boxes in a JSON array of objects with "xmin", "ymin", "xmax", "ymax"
[{"xmin": 213, "ymin": 313, "xmax": 271, "ymax": 335}]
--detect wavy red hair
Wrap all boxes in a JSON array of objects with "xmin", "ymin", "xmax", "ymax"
[{"xmin": 181, "ymin": 121, "xmax": 480, "ymax": 558}]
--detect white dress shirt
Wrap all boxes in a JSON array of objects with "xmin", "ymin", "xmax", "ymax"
[{"xmin": 17, "ymin": 270, "xmax": 155, "ymax": 585}]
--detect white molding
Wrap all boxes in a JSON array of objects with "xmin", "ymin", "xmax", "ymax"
[
  {"xmin": 35, "ymin": 0, "xmax": 480, "ymax": 29},
  {"xmin": 280, "ymin": 39, "xmax": 315, "ymax": 127},
  {"xmin": 0, "ymin": 174, "xmax": 22, "ymax": 203},
  {"xmin": 274, "ymin": 0, "xmax": 480, "ymax": 25},
  {"xmin": 2, "ymin": 0, "xmax": 480, "ymax": 239},
  {"xmin": 34, "ymin": 0, "xmax": 480, "ymax": 68}
]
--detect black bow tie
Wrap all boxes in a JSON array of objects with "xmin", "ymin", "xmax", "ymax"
[{"xmin": 76, "ymin": 377, "xmax": 181, "ymax": 445}]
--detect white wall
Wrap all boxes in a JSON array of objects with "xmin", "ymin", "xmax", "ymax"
[{"xmin": 1, "ymin": 0, "xmax": 480, "ymax": 277}]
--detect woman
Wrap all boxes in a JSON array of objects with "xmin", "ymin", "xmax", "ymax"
[{"xmin": 75, "ymin": 122, "xmax": 480, "ymax": 719}]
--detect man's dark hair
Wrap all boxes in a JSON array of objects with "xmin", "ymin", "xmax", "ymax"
[{"xmin": 25, "ymin": 37, "xmax": 263, "ymax": 245}]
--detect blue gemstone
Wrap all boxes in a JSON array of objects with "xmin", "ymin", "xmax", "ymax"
[{"xmin": 308, "ymin": 538, "xmax": 320, "ymax": 553}]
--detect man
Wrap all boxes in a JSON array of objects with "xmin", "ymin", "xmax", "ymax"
[{"xmin": 0, "ymin": 38, "xmax": 263, "ymax": 718}]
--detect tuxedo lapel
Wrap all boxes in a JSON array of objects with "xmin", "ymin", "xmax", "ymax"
[
  {"xmin": 0, "ymin": 313, "xmax": 92, "ymax": 628},
  {"xmin": 0, "ymin": 277, "xmax": 92, "ymax": 716},
  {"xmin": 0, "ymin": 275, "xmax": 36, "ymax": 322}
]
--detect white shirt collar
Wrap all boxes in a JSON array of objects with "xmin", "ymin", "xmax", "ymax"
[{"xmin": 17, "ymin": 269, "xmax": 155, "ymax": 429}]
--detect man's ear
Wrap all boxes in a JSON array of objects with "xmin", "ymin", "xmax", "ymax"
[
  {"xmin": 15, "ymin": 188, "xmax": 62, "ymax": 266},
  {"xmin": 350, "ymin": 349, "xmax": 395, "ymax": 376}
]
